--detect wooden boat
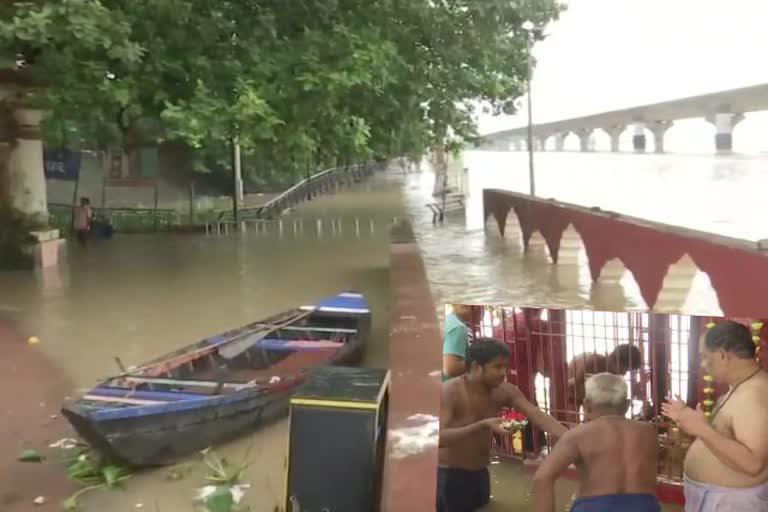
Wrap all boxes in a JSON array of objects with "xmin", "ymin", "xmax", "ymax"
[{"xmin": 61, "ymin": 292, "xmax": 371, "ymax": 467}]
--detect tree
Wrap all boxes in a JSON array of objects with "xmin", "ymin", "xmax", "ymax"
[{"xmin": 0, "ymin": 0, "xmax": 564, "ymax": 187}]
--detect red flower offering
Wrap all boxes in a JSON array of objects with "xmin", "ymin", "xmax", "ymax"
[{"xmin": 501, "ymin": 410, "xmax": 528, "ymax": 430}]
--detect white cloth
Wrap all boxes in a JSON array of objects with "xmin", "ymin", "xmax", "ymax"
[{"xmin": 684, "ymin": 475, "xmax": 768, "ymax": 512}]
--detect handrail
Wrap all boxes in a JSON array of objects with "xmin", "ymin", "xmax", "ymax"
[
  {"xmin": 48, "ymin": 203, "xmax": 176, "ymax": 214},
  {"xmin": 217, "ymin": 162, "xmax": 373, "ymax": 221}
]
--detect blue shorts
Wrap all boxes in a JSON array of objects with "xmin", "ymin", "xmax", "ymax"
[
  {"xmin": 436, "ymin": 467, "xmax": 490, "ymax": 512},
  {"xmin": 571, "ymin": 494, "xmax": 660, "ymax": 512}
]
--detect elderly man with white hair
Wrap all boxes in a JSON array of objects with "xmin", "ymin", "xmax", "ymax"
[{"xmin": 532, "ymin": 372, "xmax": 660, "ymax": 512}]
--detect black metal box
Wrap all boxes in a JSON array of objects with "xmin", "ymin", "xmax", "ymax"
[{"xmin": 285, "ymin": 366, "xmax": 390, "ymax": 512}]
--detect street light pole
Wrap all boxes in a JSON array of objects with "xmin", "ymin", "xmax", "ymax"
[
  {"xmin": 232, "ymin": 136, "xmax": 243, "ymax": 225},
  {"xmin": 525, "ymin": 31, "xmax": 535, "ymax": 197}
]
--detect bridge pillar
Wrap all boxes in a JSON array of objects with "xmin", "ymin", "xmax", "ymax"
[
  {"xmin": 632, "ymin": 123, "xmax": 647, "ymax": 153},
  {"xmin": 706, "ymin": 113, "xmax": 744, "ymax": 154},
  {"xmin": 575, "ymin": 128, "xmax": 593, "ymax": 152},
  {"xmin": 649, "ymin": 120, "xmax": 673, "ymax": 154},
  {"xmin": 537, "ymin": 135, "xmax": 548, "ymax": 152},
  {"xmin": 603, "ymin": 124, "xmax": 626, "ymax": 152},
  {"xmin": 554, "ymin": 133, "xmax": 567, "ymax": 152}
]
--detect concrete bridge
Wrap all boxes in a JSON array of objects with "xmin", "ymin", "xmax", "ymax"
[{"xmin": 479, "ymin": 83, "xmax": 768, "ymax": 154}]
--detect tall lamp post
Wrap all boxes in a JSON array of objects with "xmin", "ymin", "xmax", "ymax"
[{"xmin": 521, "ymin": 21, "xmax": 547, "ymax": 197}]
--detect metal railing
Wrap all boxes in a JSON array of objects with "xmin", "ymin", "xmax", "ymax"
[
  {"xmin": 48, "ymin": 204, "xmax": 180, "ymax": 234},
  {"xmin": 216, "ymin": 162, "xmax": 379, "ymax": 223},
  {"xmin": 204, "ymin": 215, "xmax": 413, "ymax": 238}
]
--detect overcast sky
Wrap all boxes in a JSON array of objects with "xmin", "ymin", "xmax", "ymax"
[{"xmin": 475, "ymin": 0, "xmax": 768, "ymax": 151}]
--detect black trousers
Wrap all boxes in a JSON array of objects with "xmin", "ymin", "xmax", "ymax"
[
  {"xmin": 75, "ymin": 229, "xmax": 89, "ymax": 245},
  {"xmin": 436, "ymin": 467, "xmax": 490, "ymax": 512}
]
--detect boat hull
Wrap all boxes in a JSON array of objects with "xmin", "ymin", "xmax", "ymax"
[
  {"xmin": 62, "ymin": 385, "xmax": 295, "ymax": 467},
  {"xmin": 61, "ymin": 302, "xmax": 370, "ymax": 467}
]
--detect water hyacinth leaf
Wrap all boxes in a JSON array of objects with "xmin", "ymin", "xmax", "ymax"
[
  {"xmin": 63, "ymin": 495, "xmax": 79, "ymax": 511},
  {"xmin": 18, "ymin": 449, "xmax": 45, "ymax": 462},
  {"xmin": 204, "ymin": 487, "xmax": 235, "ymax": 512},
  {"xmin": 101, "ymin": 465, "xmax": 125, "ymax": 488}
]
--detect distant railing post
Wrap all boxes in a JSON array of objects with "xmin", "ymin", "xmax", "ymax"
[
  {"xmin": 189, "ymin": 182, "xmax": 196, "ymax": 224},
  {"xmin": 153, "ymin": 183, "xmax": 159, "ymax": 232}
]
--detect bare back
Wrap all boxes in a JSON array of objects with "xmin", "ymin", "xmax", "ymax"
[
  {"xmin": 438, "ymin": 377, "xmax": 499, "ymax": 470},
  {"xmin": 573, "ymin": 417, "xmax": 658, "ymax": 497},
  {"xmin": 568, "ymin": 354, "xmax": 607, "ymax": 403}
]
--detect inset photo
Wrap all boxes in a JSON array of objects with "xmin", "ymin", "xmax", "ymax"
[{"xmin": 439, "ymin": 304, "xmax": 768, "ymax": 512}]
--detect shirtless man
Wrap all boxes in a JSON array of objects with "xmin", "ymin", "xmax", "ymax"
[
  {"xmin": 438, "ymin": 338, "xmax": 568, "ymax": 511},
  {"xmin": 566, "ymin": 344, "xmax": 642, "ymax": 419},
  {"xmin": 662, "ymin": 321, "xmax": 768, "ymax": 511},
  {"xmin": 73, "ymin": 197, "xmax": 93, "ymax": 245},
  {"xmin": 532, "ymin": 373, "xmax": 660, "ymax": 512}
]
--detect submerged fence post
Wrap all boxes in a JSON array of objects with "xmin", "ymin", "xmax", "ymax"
[{"xmin": 153, "ymin": 183, "xmax": 160, "ymax": 232}]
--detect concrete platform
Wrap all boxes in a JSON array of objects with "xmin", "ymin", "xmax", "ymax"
[{"xmin": 381, "ymin": 221, "xmax": 442, "ymax": 512}]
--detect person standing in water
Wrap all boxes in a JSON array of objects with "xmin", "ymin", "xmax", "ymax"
[
  {"xmin": 532, "ymin": 372, "xmax": 660, "ymax": 512},
  {"xmin": 566, "ymin": 343, "xmax": 643, "ymax": 413},
  {"xmin": 663, "ymin": 321, "xmax": 768, "ymax": 511},
  {"xmin": 73, "ymin": 197, "xmax": 93, "ymax": 245},
  {"xmin": 442, "ymin": 304, "xmax": 473, "ymax": 381},
  {"xmin": 438, "ymin": 338, "xmax": 567, "ymax": 511}
]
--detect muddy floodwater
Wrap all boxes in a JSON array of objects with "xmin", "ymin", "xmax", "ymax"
[
  {"xmin": 4, "ymin": 148, "xmax": 750, "ymax": 510},
  {"xmin": 1, "ymin": 175, "xmax": 403, "ymax": 511}
]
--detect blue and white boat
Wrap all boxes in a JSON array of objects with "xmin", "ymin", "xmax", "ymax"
[{"xmin": 61, "ymin": 292, "xmax": 371, "ymax": 466}]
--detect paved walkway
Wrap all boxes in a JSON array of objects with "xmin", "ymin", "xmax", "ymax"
[{"xmin": 0, "ymin": 320, "xmax": 76, "ymax": 511}]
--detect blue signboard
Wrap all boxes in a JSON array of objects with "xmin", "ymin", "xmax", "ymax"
[{"xmin": 43, "ymin": 149, "xmax": 82, "ymax": 181}]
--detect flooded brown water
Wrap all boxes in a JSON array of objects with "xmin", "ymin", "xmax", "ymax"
[
  {"xmin": 2, "ymin": 150, "xmax": 739, "ymax": 510},
  {"xmin": 408, "ymin": 152, "xmax": 730, "ymax": 316},
  {"xmin": 0, "ymin": 177, "xmax": 402, "ymax": 511},
  {"xmin": 482, "ymin": 459, "xmax": 682, "ymax": 511}
]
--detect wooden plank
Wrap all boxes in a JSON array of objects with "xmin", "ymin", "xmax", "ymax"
[
  {"xmin": 84, "ymin": 394, "xmax": 167, "ymax": 406},
  {"xmin": 119, "ymin": 376, "xmax": 259, "ymax": 390},
  {"xmin": 278, "ymin": 326, "xmax": 357, "ymax": 334},
  {"xmin": 220, "ymin": 309, "xmax": 315, "ymax": 360},
  {"xmin": 142, "ymin": 310, "xmax": 311, "ymax": 376}
]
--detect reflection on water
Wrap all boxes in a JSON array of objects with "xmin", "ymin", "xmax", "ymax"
[
  {"xmin": 407, "ymin": 151, "xmax": 738, "ymax": 315},
  {"xmin": 1, "ymin": 150, "xmax": 747, "ymax": 509},
  {"xmin": 0, "ymin": 176, "xmax": 402, "ymax": 510},
  {"xmin": 461, "ymin": 151, "xmax": 768, "ymax": 241}
]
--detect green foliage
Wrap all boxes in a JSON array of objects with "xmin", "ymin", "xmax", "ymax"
[
  {"xmin": 1, "ymin": 0, "xmax": 565, "ymax": 179},
  {"xmin": 204, "ymin": 487, "xmax": 236, "ymax": 512},
  {"xmin": 201, "ymin": 446, "xmax": 252, "ymax": 486},
  {"xmin": 199, "ymin": 447, "xmax": 253, "ymax": 512},
  {"xmin": 60, "ymin": 442, "xmax": 133, "ymax": 510},
  {"xmin": 18, "ymin": 448, "xmax": 45, "ymax": 462}
]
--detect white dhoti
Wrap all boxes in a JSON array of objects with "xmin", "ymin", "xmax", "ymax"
[{"xmin": 684, "ymin": 475, "xmax": 768, "ymax": 511}]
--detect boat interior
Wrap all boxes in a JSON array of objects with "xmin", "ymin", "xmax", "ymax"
[{"xmin": 78, "ymin": 310, "xmax": 364, "ymax": 409}]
